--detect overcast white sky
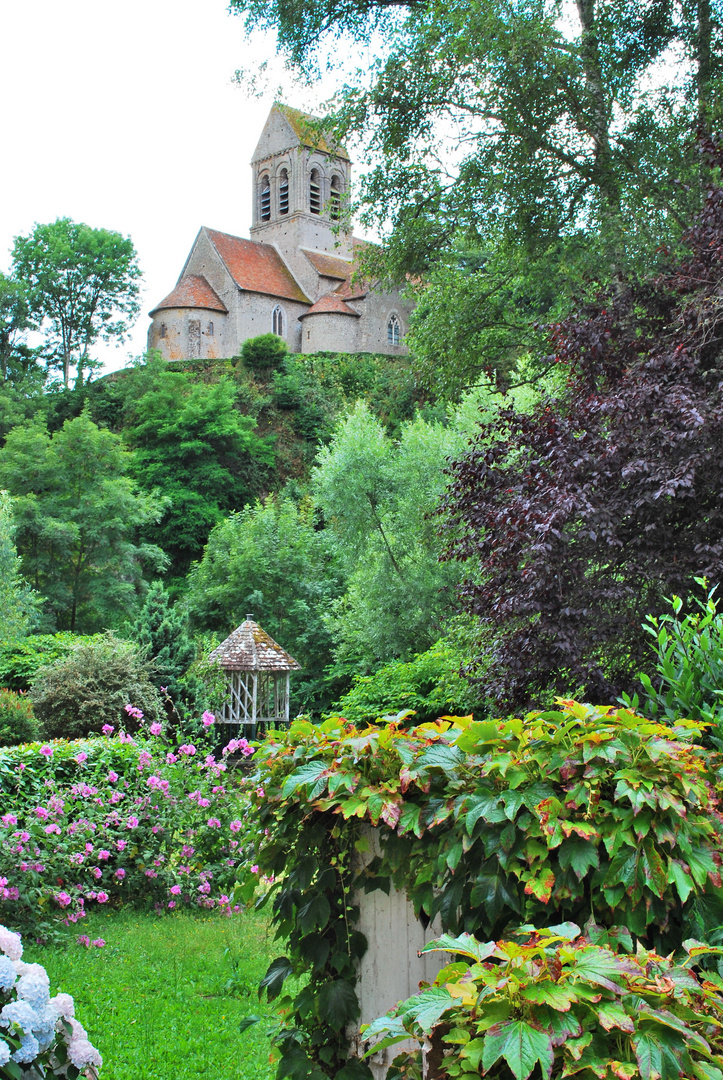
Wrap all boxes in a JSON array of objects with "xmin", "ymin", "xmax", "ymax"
[{"xmin": 0, "ymin": 0, "xmax": 342, "ymax": 372}]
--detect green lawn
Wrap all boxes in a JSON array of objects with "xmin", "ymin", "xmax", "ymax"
[{"xmin": 25, "ymin": 909, "xmax": 277, "ymax": 1080}]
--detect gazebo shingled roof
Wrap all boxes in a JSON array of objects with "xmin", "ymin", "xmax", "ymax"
[{"xmin": 209, "ymin": 616, "xmax": 301, "ymax": 673}]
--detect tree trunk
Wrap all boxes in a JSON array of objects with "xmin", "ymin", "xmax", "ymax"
[
  {"xmin": 574, "ymin": 0, "xmax": 620, "ymax": 215},
  {"xmin": 697, "ymin": 0, "xmax": 712, "ymax": 127}
]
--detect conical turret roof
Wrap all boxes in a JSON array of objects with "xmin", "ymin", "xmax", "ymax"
[{"xmin": 209, "ymin": 616, "xmax": 301, "ymax": 672}]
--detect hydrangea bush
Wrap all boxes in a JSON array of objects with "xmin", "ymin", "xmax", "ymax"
[
  {"xmin": 0, "ymin": 922, "xmax": 101, "ymax": 1078},
  {"xmin": 0, "ymin": 709, "xmax": 255, "ymax": 936}
]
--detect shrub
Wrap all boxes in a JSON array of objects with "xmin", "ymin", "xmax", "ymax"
[
  {"xmin": 30, "ymin": 634, "xmax": 163, "ymax": 740},
  {"xmin": 634, "ymin": 578, "xmax": 723, "ymax": 747},
  {"xmin": 240, "ymin": 333, "xmax": 288, "ymax": 372},
  {"xmin": 0, "ymin": 922, "xmax": 102, "ymax": 1076},
  {"xmin": 238, "ymin": 702, "xmax": 723, "ymax": 1080},
  {"xmin": 0, "ymin": 689, "xmax": 37, "ymax": 746},
  {"xmin": 332, "ymin": 640, "xmax": 481, "ymax": 724},
  {"xmin": 0, "ymin": 720, "xmax": 255, "ymax": 936},
  {"xmin": 364, "ymin": 927, "xmax": 723, "ymax": 1080},
  {"xmin": 0, "ymin": 633, "xmax": 103, "ymax": 692}
]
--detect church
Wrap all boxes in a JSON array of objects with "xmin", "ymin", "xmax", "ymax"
[{"xmin": 147, "ymin": 105, "xmax": 413, "ymax": 360}]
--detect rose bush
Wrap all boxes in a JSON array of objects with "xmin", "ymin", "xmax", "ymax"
[{"xmin": 0, "ymin": 709, "xmax": 256, "ymax": 937}]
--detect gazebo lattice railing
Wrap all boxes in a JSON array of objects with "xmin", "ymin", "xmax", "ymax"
[{"xmin": 209, "ymin": 615, "xmax": 300, "ymax": 738}]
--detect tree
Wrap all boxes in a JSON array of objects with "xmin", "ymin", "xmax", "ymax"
[
  {"xmin": 0, "ymin": 491, "xmax": 40, "ymax": 643},
  {"xmin": 0, "ymin": 272, "xmax": 36, "ymax": 383},
  {"xmin": 187, "ymin": 495, "xmax": 345, "ymax": 712},
  {"xmin": 232, "ymin": 0, "xmax": 722, "ymax": 387},
  {"xmin": 125, "ymin": 367, "xmax": 274, "ymax": 575},
  {"xmin": 439, "ymin": 135, "xmax": 723, "ymax": 709},
  {"xmin": 311, "ymin": 402, "xmax": 472, "ymax": 671},
  {"xmin": 132, "ymin": 580, "xmax": 196, "ymax": 709},
  {"xmin": 0, "ymin": 409, "xmax": 166, "ymax": 632},
  {"xmin": 11, "ymin": 218, "xmax": 141, "ymax": 388}
]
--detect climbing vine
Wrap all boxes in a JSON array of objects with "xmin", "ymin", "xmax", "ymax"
[{"xmin": 237, "ymin": 703, "xmax": 723, "ymax": 1080}]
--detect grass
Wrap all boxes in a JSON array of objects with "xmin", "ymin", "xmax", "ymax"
[{"xmin": 25, "ymin": 908, "xmax": 277, "ymax": 1080}]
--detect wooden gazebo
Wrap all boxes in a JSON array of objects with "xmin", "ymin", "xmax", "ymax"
[{"xmin": 209, "ymin": 615, "xmax": 301, "ymax": 736}]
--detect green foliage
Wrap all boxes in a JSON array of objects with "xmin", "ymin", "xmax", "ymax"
[
  {"xmin": 125, "ymin": 367, "xmax": 274, "ymax": 575},
  {"xmin": 241, "ymin": 333, "xmax": 289, "ymax": 371},
  {"xmin": 238, "ymin": 702, "xmax": 722, "ymax": 1079},
  {"xmin": 635, "ymin": 579, "xmax": 723, "ymax": 747},
  {"xmin": 333, "ymin": 639, "xmax": 479, "ymax": 724},
  {"xmin": 0, "ymin": 491, "xmax": 40, "ymax": 643},
  {"xmin": 0, "ymin": 632, "xmax": 102, "ymax": 691},
  {"xmin": 272, "ymin": 351, "xmax": 423, "ymax": 444},
  {"xmin": 187, "ymin": 496, "xmax": 345, "ymax": 713},
  {"xmin": 132, "ymin": 579, "xmax": 197, "ymax": 710},
  {"xmin": 0, "ymin": 409, "xmax": 166, "ymax": 631},
  {"xmin": 0, "ymin": 688, "xmax": 37, "ymax": 746},
  {"xmin": 30, "ymin": 634, "xmax": 163, "ymax": 739},
  {"xmin": 311, "ymin": 403, "xmax": 469, "ymax": 671},
  {"xmin": 365, "ymin": 928, "xmax": 723, "ymax": 1080},
  {"xmin": 11, "ymin": 216, "xmax": 141, "ymax": 388}
]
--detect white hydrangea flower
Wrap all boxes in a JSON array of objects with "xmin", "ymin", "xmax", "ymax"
[
  {"xmin": 0, "ymin": 956, "xmax": 16, "ymax": 992},
  {"xmin": 68, "ymin": 1037, "xmax": 102, "ymax": 1070},
  {"xmin": 0, "ymin": 999, "xmax": 39, "ymax": 1032},
  {"xmin": 68, "ymin": 1017, "xmax": 88, "ymax": 1041},
  {"xmin": 12, "ymin": 1031, "xmax": 39, "ymax": 1063},
  {"xmin": 50, "ymin": 992, "xmax": 75, "ymax": 1020},
  {"xmin": 17, "ymin": 964, "xmax": 50, "ymax": 1011},
  {"xmin": 0, "ymin": 926, "xmax": 22, "ymax": 962},
  {"xmin": 0, "ymin": 1039, "xmax": 10, "ymax": 1066}
]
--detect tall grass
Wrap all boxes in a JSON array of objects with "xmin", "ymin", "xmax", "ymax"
[{"xmin": 25, "ymin": 909, "xmax": 276, "ymax": 1080}]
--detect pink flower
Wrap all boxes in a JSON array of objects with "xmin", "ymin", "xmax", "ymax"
[
  {"xmin": 229, "ymin": 820, "xmax": 242, "ymax": 833},
  {"xmin": 92, "ymin": 939, "xmax": 106, "ymax": 947},
  {"xmin": 149, "ymin": 721, "xmax": 163, "ymax": 736},
  {"xmin": 56, "ymin": 891, "xmax": 72, "ymax": 907},
  {"xmin": 124, "ymin": 704, "xmax": 144, "ymax": 720},
  {"xmin": 114, "ymin": 868, "xmax": 126, "ymax": 879},
  {"xmin": 102, "ymin": 724, "xmax": 115, "ymax": 736},
  {"xmin": 256, "ymin": 787, "xmax": 265, "ymax": 797},
  {"xmin": 179, "ymin": 744, "xmax": 196, "ymax": 756},
  {"xmin": 166, "ymin": 752, "xmax": 177, "ymax": 764},
  {"xmin": 1, "ymin": 814, "xmax": 17, "ymax": 827},
  {"xmin": 44, "ymin": 824, "xmax": 61, "ymax": 835},
  {"xmin": 77, "ymin": 935, "xmax": 91, "ymax": 947},
  {"xmin": 170, "ymin": 885, "xmax": 181, "ymax": 895},
  {"xmin": 137, "ymin": 750, "xmax": 153, "ymax": 772},
  {"xmin": 75, "ymin": 752, "xmax": 88, "ymax": 764},
  {"xmin": 181, "ymin": 844, "xmax": 194, "ymax": 857},
  {"xmin": 39, "ymin": 745, "xmax": 53, "ymax": 757},
  {"xmin": 202, "ymin": 711, "xmax": 215, "ymax": 727},
  {"xmin": 126, "ymin": 816, "xmax": 139, "ymax": 829},
  {"xmin": 98, "ymin": 849, "xmax": 110, "ymax": 861},
  {"xmin": 91, "ymin": 867, "xmax": 102, "ymax": 880},
  {"xmin": 107, "ymin": 770, "xmax": 119, "ymax": 783},
  {"xmin": 35, "ymin": 806, "xmax": 49, "ymax": 820},
  {"xmin": 207, "ymin": 818, "xmax": 221, "ymax": 828},
  {"xmin": 96, "ymin": 891, "xmax": 109, "ymax": 903},
  {"xmin": 168, "ymin": 900, "xmax": 176, "ymax": 909},
  {"xmin": 250, "ymin": 865, "xmax": 259, "ymax": 874},
  {"xmin": 116, "ymin": 840, "xmax": 127, "ymax": 852}
]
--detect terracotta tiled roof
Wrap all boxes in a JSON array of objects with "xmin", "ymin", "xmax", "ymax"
[
  {"xmin": 149, "ymin": 275, "xmax": 228, "ymax": 316},
  {"xmin": 209, "ymin": 617, "xmax": 301, "ymax": 672},
  {"xmin": 275, "ymin": 104, "xmax": 350, "ymax": 161},
  {"xmin": 205, "ymin": 228, "xmax": 310, "ymax": 305},
  {"xmin": 301, "ymin": 250, "xmax": 352, "ymax": 280},
  {"xmin": 300, "ymin": 294, "xmax": 361, "ymax": 318}
]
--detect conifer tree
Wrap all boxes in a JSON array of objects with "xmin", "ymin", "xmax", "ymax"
[{"xmin": 132, "ymin": 580, "xmax": 197, "ymax": 711}]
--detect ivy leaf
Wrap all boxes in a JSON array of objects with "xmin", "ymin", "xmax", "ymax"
[
  {"xmin": 632, "ymin": 1030, "xmax": 682, "ymax": 1080},
  {"xmin": 597, "ymin": 1002, "xmax": 634, "ymax": 1032},
  {"xmin": 668, "ymin": 860, "xmax": 695, "ymax": 903},
  {"xmin": 523, "ymin": 867, "xmax": 555, "ymax": 903},
  {"xmin": 420, "ymin": 934, "xmax": 497, "ymax": 962},
  {"xmin": 558, "ymin": 838, "xmax": 599, "ymax": 881},
  {"xmin": 482, "ymin": 1020, "xmax": 554, "ymax": 1080},
  {"xmin": 520, "ymin": 981, "xmax": 576, "ymax": 1011},
  {"xmin": 465, "ymin": 793, "xmax": 506, "ymax": 831},
  {"xmin": 298, "ymin": 932, "xmax": 331, "ymax": 972},
  {"xmin": 298, "ymin": 893, "xmax": 331, "ymax": 934},
  {"xmin": 281, "ymin": 761, "xmax": 330, "ymax": 800},
  {"xmin": 398, "ymin": 987, "xmax": 455, "ymax": 1033},
  {"xmin": 316, "ymin": 978, "xmax": 359, "ymax": 1030},
  {"xmin": 568, "ymin": 948, "xmax": 632, "ymax": 992},
  {"xmin": 260, "ymin": 955, "xmax": 293, "ymax": 1000},
  {"xmin": 418, "ymin": 743, "xmax": 465, "ymax": 776},
  {"xmin": 398, "ymin": 802, "xmax": 423, "ymax": 836}
]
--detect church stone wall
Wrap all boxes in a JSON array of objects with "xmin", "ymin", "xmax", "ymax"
[
  {"xmin": 356, "ymin": 287, "xmax": 413, "ymax": 356},
  {"xmin": 235, "ymin": 292, "xmax": 309, "ymax": 353},
  {"xmin": 148, "ymin": 308, "xmax": 227, "ymax": 361},
  {"xmin": 300, "ymin": 312, "xmax": 360, "ymax": 354}
]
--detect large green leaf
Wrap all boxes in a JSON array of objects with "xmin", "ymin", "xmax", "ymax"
[
  {"xmin": 420, "ymin": 933, "xmax": 496, "ymax": 962},
  {"xmin": 315, "ymin": 978, "xmax": 359, "ymax": 1030},
  {"xmin": 298, "ymin": 893, "xmax": 331, "ymax": 934},
  {"xmin": 397, "ymin": 987, "xmax": 455, "ymax": 1033},
  {"xmin": 558, "ymin": 838, "xmax": 600, "ymax": 881},
  {"xmin": 281, "ymin": 761, "xmax": 330, "ymax": 800},
  {"xmin": 260, "ymin": 955, "xmax": 293, "ymax": 1000},
  {"xmin": 482, "ymin": 1021, "xmax": 554, "ymax": 1080}
]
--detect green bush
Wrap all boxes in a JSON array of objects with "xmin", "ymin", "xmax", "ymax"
[
  {"xmin": 0, "ymin": 632, "xmax": 103, "ymax": 691},
  {"xmin": 240, "ymin": 333, "xmax": 288, "ymax": 371},
  {"xmin": 0, "ymin": 687, "xmax": 37, "ymax": 745},
  {"xmin": 365, "ymin": 928, "xmax": 723, "ymax": 1080},
  {"xmin": 332, "ymin": 640, "xmax": 481, "ymax": 723},
  {"xmin": 30, "ymin": 633, "xmax": 163, "ymax": 739},
  {"xmin": 634, "ymin": 578, "xmax": 723, "ymax": 746}
]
